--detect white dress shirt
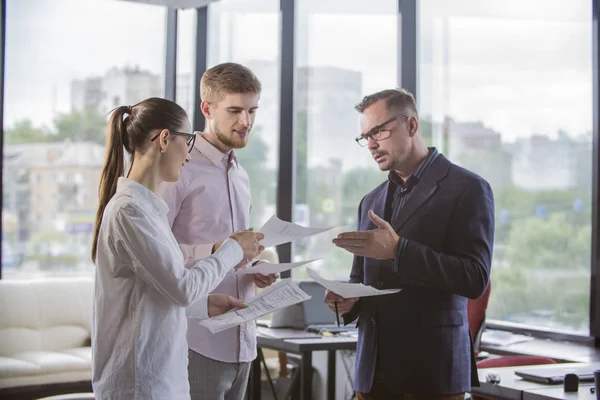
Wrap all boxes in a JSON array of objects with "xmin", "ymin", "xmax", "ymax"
[
  {"xmin": 92, "ymin": 178, "xmax": 243, "ymax": 400},
  {"xmin": 159, "ymin": 134, "xmax": 256, "ymax": 363}
]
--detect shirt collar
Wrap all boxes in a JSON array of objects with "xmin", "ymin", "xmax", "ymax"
[
  {"xmin": 194, "ymin": 133, "xmax": 239, "ymax": 166},
  {"xmin": 116, "ymin": 177, "xmax": 168, "ymax": 215},
  {"xmin": 412, "ymin": 147, "xmax": 438, "ymax": 179},
  {"xmin": 388, "ymin": 147, "xmax": 439, "ymax": 188}
]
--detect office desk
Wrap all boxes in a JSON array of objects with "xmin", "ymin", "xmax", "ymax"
[
  {"xmin": 483, "ymin": 338, "xmax": 600, "ymax": 363},
  {"xmin": 523, "ymin": 385, "xmax": 596, "ymax": 400},
  {"xmin": 472, "ymin": 362, "xmax": 600, "ymax": 400},
  {"xmin": 251, "ymin": 328, "xmax": 357, "ymax": 400}
]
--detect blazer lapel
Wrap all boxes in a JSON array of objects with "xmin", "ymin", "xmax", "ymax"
[{"xmin": 390, "ymin": 155, "xmax": 451, "ymax": 233}]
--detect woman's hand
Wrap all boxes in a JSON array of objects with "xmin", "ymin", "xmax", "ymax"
[{"xmin": 207, "ymin": 294, "xmax": 247, "ymax": 317}]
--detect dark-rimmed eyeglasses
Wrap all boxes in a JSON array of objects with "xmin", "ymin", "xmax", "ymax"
[
  {"xmin": 150, "ymin": 131, "xmax": 196, "ymax": 153},
  {"xmin": 355, "ymin": 115, "xmax": 408, "ymax": 147}
]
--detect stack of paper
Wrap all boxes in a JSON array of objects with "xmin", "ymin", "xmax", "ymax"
[{"xmin": 199, "ymin": 279, "xmax": 311, "ymax": 333}]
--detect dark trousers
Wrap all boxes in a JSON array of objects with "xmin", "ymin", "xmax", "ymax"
[{"xmin": 356, "ymin": 361, "xmax": 465, "ymax": 400}]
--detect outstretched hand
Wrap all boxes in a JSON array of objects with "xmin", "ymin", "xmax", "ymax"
[{"xmin": 332, "ymin": 210, "xmax": 400, "ymax": 260}]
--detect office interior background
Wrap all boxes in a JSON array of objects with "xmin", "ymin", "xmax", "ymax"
[{"xmin": 0, "ymin": 0, "xmax": 599, "ymax": 396}]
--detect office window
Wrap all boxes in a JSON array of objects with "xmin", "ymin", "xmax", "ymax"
[
  {"xmin": 292, "ymin": 0, "xmax": 398, "ymax": 279},
  {"xmin": 176, "ymin": 8, "xmax": 197, "ymax": 119},
  {"xmin": 419, "ymin": 0, "xmax": 593, "ymax": 334},
  {"xmin": 2, "ymin": 0, "xmax": 166, "ymax": 279},
  {"xmin": 207, "ymin": 0, "xmax": 281, "ymax": 231}
]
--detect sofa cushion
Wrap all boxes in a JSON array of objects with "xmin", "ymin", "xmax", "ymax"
[
  {"xmin": 0, "ymin": 348, "xmax": 92, "ymax": 389},
  {"xmin": 13, "ymin": 351, "xmax": 90, "ymax": 375},
  {"xmin": 0, "ymin": 357, "xmax": 40, "ymax": 377},
  {"xmin": 0, "ymin": 278, "xmax": 93, "ymax": 390},
  {"xmin": 0, "ymin": 370, "xmax": 92, "ymax": 390},
  {"xmin": 0, "ymin": 278, "xmax": 93, "ymax": 356},
  {"xmin": 62, "ymin": 347, "xmax": 92, "ymax": 362}
]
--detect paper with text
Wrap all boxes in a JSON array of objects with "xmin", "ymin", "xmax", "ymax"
[
  {"xmin": 234, "ymin": 259, "xmax": 320, "ymax": 276},
  {"xmin": 199, "ymin": 279, "xmax": 311, "ymax": 333},
  {"xmin": 306, "ymin": 267, "xmax": 402, "ymax": 298},
  {"xmin": 257, "ymin": 215, "xmax": 335, "ymax": 248}
]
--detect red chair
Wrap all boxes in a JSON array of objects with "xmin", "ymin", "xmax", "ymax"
[
  {"xmin": 468, "ymin": 281, "xmax": 492, "ymax": 359},
  {"xmin": 468, "ymin": 282, "xmax": 557, "ymax": 399},
  {"xmin": 477, "ymin": 355, "xmax": 557, "ymax": 369}
]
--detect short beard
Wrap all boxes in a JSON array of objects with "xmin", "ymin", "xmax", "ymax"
[{"xmin": 215, "ymin": 129, "xmax": 248, "ymax": 149}]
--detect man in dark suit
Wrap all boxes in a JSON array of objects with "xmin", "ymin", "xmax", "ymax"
[{"xmin": 327, "ymin": 88, "xmax": 495, "ymax": 399}]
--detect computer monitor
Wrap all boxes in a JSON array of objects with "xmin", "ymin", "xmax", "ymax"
[{"xmin": 268, "ymin": 280, "xmax": 337, "ymax": 329}]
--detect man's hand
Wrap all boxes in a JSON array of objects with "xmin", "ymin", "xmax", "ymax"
[
  {"xmin": 324, "ymin": 290, "xmax": 358, "ymax": 315},
  {"xmin": 332, "ymin": 210, "xmax": 399, "ymax": 260},
  {"xmin": 207, "ymin": 294, "xmax": 247, "ymax": 317},
  {"xmin": 251, "ymin": 261, "xmax": 278, "ymax": 288}
]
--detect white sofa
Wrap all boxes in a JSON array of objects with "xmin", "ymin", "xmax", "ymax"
[{"xmin": 0, "ymin": 278, "xmax": 94, "ymax": 398}]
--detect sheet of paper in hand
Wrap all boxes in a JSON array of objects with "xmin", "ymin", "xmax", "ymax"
[
  {"xmin": 306, "ymin": 267, "xmax": 402, "ymax": 298},
  {"xmin": 199, "ymin": 279, "xmax": 311, "ymax": 333},
  {"xmin": 257, "ymin": 215, "xmax": 335, "ymax": 248},
  {"xmin": 233, "ymin": 259, "xmax": 320, "ymax": 276}
]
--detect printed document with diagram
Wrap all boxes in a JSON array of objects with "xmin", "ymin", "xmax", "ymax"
[
  {"xmin": 306, "ymin": 267, "xmax": 402, "ymax": 298},
  {"xmin": 258, "ymin": 215, "xmax": 335, "ymax": 248},
  {"xmin": 199, "ymin": 279, "xmax": 311, "ymax": 333}
]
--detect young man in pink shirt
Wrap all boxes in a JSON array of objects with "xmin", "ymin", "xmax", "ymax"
[{"xmin": 159, "ymin": 63, "xmax": 277, "ymax": 399}]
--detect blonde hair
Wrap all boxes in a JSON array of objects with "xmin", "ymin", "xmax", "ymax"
[{"xmin": 200, "ymin": 62, "xmax": 261, "ymax": 103}]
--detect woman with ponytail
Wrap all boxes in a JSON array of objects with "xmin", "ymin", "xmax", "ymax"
[{"xmin": 91, "ymin": 98, "xmax": 264, "ymax": 399}]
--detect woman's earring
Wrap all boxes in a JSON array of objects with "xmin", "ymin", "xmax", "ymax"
[{"xmin": 161, "ymin": 148, "xmax": 166, "ymax": 153}]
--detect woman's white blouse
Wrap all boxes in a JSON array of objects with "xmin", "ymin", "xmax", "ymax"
[{"xmin": 92, "ymin": 177, "xmax": 243, "ymax": 399}]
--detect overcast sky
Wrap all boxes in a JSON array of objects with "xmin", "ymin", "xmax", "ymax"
[{"xmin": 4, "ymin": 0, "xmax": 593, "ymax": 168}]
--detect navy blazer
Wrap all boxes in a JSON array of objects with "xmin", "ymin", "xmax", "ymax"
[{"xmin": 343, "ymin": 154, "xmax": 495, "ymax": 395}]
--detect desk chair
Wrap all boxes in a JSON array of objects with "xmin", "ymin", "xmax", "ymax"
[
  {"xmin": 477, "ymin": 356, "xmax": 556, "ymax": 369},
  {"xmin": 469, "ymin": 281, "xmax": 556, "ymax": 400},
  {"xmin": 468, "ymin": 281, "xmax": 492, "ymax": 361}
]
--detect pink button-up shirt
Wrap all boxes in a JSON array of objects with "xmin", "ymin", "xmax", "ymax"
[{"xmin": 158, "ymin": 134, "xmax": 256, "ymax": 363}]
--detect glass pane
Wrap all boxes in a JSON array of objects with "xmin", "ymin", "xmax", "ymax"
[
  {"xmin": 176, "ymin": 9, "xmax": 197, "ymax": 119},
  {"xmin": 207, "ymin": 0, "xmax": 280, "ymax": 230},
  {"xmin": 3, "ymin": 0, "xmax": 166, "ymax": 279},
  {"xmin": 419, "ymin": 0, "xmax": 593, "ymax": 334},
  {"xmin": 293, "ymin": 0, "xmax": 398, "ymax": 279}
]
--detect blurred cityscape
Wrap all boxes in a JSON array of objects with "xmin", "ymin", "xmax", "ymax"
[{"xmin": 2, "ymin": 61, "xmax": 593, "ymax": 333}]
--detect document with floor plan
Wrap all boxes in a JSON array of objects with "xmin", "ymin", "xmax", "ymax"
[
  {"xmin": 257, "ymin": 215, "xmax": 335, "ymax": 248},
  {"xmin": 306, "ymin": 267, "xmax": 402, "ymax": 298},
  {"xmin": 199, "ymin": 279, "xmax": 311, "ymax": 333}
]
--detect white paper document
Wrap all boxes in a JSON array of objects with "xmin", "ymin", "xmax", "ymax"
[
  {"xmin": 234, "ymin": 259, "xmax": 320, "ymax": 276},
  {"xmin": 257, "ymin": 215, "xmax": 335, "ymax": 248},
  {"xmin": 306, "ymin": 267, "xmax": 402, "ymax": 298},
  {"xmin": 199, "ymin": 279, "xmax": 311, "ymax": 333}
]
